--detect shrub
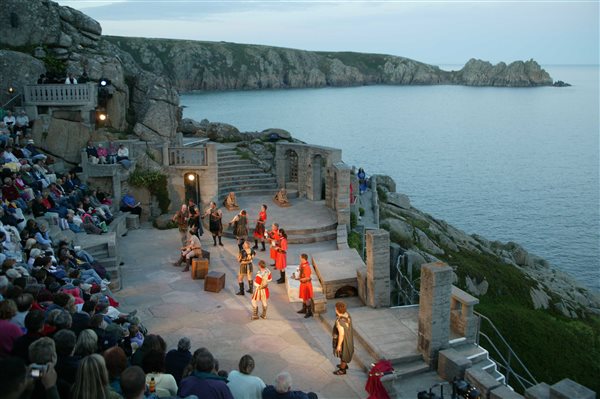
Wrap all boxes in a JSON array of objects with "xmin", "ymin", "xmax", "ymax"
[
  {"xmin": 376, "ymin": 186, "xmax": 388, "ymax": 203},
  {"xmin": 350, "ymin": 212, "xmax": 357, "ymax": 229},
  {"xmin": 359, "ymin": 207, "xmax": 365, "ymax": 216},
  {"xmin": 128, "ymin": 169, "xmax": 170, "ymax": 214},
  {"xmin": 348, "ymin": 231, "xmax": 362, "ymax": 254}
]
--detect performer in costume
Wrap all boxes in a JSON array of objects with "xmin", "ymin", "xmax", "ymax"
[
  {"xmin": 252, "ymin": 204, "xmax": 268, "ymax": 251},
  {"xmin": 236, "ymin": 241, "xmax": 255, "ymax": 296},
  {"xmin": 230, "ymin": 209, "xmax": 249, "ymax": 250},
  {"xmin": 266, "ymin": 223, "xmax": 280, "ymax": 267},
  {"xmin": 251, "ymin": 260, "xmax": 272, "ymax": 320},
  {"xmin": 204, "ymin": 201, "xmax": 223, "ymax": 246},
  {"xmin": 295, "ymin": 253, "xmax": 314, "ymax": 318},
  {"xmin": 332, "ymin": 301, "xmax": 354, "ymax": 375},
  {"xmin": 275, "ymin": 228, "xmax": 288, "ymax": 284},
  {"xmin": 173, "ymin": 228, "xmax": 202, "ymax": 272},
  {"xmin": 172, "ymin": 204, "xmax": 189, "ymax": 245}
]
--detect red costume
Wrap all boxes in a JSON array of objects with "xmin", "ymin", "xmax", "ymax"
[
  {"xmin": 275, "ymin": 237, "xmax": 287, "ymax": 271},
  {"xmin": 298, "ymin": 260, "xmax": 313, "ymax": 300},
  {"xmin": 268, "ymin": 228, "xmax": 280, "ymax": 261},
  {"xmin": 253, "ymin": 210, "xmax": 267, "ymax": 239}
]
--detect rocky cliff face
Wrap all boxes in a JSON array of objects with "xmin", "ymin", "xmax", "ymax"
[
  {"xmin": 0, "ymin": 0, "xmax": 180, "ymax": 160},
  {"xmin": 104, "ymin": 36, "xmax": 553, "ymax": 91}
]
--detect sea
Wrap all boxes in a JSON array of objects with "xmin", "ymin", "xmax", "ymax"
[{"xmin": 180, "ymin": 65, "xmax": 600, "ymax": 291}]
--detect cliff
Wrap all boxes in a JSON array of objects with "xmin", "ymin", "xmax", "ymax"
[{"xmin": 104, "ymin": 36, "xmax": 554, "ymax": 91}]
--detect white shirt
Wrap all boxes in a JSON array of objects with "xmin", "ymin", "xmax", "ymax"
[
  {"xmin": 16, "ymin": 115, "xmax": 29, "ymax": 127},
  {"xmin": 145, "ymin": 373, "xmax": 178, "ymax": 398},
  {"xmin": 227, "ymin": 370, "xmax": 266, "ymax": 399},
  {"xmin": 117, "ymin": 147, "xmax": 129, "ymax": 157},
  {"xmin": 3, "ymin": 115, "xmax": 15, "ymax": 126},
  {"xmin": 65, "ymin": 77, "xmax": 78, "ymax": 84}
]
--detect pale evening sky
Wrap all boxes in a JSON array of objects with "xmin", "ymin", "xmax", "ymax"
[{"xmin": 60, "ymin": 0, "xmax": 599, "ymax": 66}]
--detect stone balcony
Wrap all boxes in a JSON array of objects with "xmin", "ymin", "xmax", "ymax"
[{"xmin": 23, "ymin": 83, "xmax": 98, "ymax": 107}]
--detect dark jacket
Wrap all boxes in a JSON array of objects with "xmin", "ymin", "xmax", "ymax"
[
  {"xmin": 179, "ymin": 371, "xmax": 233, "ymax": 399},
  {"xmin": 165, "ymin": 348, "xmax": 192, "ymax": 385},
  {"xmin": 262, "ymin": 385, "xmax": 311, "ymax": 399}
]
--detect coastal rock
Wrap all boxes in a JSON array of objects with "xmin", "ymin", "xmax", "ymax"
[
  {"xmin": 415, "ymin": 228, "xmax": 444, "ymax": 255},
  {"xmin": 465, "ymin": 276, "xmax": 489, "ymax": 296},
  {"xmin": 530, "ymin": 286, "xmax": 551, "ymax": 310},
  {"xmin": 179, "ymin": 118, "xmax": 204, "ymax": 135},
  {"xmin": 206, "ymin": 123, "xmax": 242, "ymax": 142},
  {"xmin": 261, "ymin": 128, "xmax": 292, "ymax": 141},
  {"xmin": 0, "ymin": 50, "xmax": 45, "ymax": 93},
  {"xmin": 452, "ymin": 59, "xmax": 552, "ymax": 87},
  {"xmin": 387, "ymin": 192, "xmax": 411, "ymax": 209},
  {"xmin": 31, "ymin": 117, "xmax": 91, "ymax": 164},
  {"xmin": 382, "ymin": 218, "xmax": 414, "ymax": 247},
  {"xmin": 373, "ymin": 174, "xmax": 397, "ymax": 193}
]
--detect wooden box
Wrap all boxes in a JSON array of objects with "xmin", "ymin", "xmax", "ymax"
[
  {"xmin": 204, "ymin": 271, "xmax": 225, "ymax": 293},
  {"xmin": 191, "ymin": 258, "xmax": 209, "ymax": 280}
]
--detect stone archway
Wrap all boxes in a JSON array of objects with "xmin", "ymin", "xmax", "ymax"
[
  {"xmin": 312, "ymin": 154, "xmax": 325, "ymax": 200},
  {"xmin": 285, "ymin": 149, "xmax": 299, "ymax": 187}
]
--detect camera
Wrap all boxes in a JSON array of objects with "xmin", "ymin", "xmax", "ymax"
[{"xmin": 30, "ymin": 363, "xmax": 48, "ymax": 378}]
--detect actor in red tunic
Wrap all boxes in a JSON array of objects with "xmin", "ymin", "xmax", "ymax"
[
  {"xmin": 275, "ymin": 229, "xmax": 288, "ymax": 284},
  {"xmin": 252, "ymin": 204, "xmax": 268, "ymax": 251},
  {"xmin": 296, "ymin": 253, "xmax": 314, "ymax": 318},
  {"xmin": 266, "ymin": 223, "xmax": 280, "ymax": 266}
]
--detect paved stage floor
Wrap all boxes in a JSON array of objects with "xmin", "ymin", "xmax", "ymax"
[{"xmin": 115, "ymin": 224, "xmax": 367, "ymax": 398}]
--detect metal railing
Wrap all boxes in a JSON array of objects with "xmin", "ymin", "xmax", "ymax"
[
  {"xmin": 2, "ymin": 93, "xmax": 22, "ymax": 109},
  {"xmin": 474, "ymin": 311, "xmax": 538, "ymax": 391},
  {"xmin": 169, "ymin": 146, "xmax": 207, "ymax": 167},
  {"xmin": 393, "ymin": 253, "xmax": 420, "ymax": 306},
  {"xmin": 23, "ymin": 83, "xmax": 97, "ymax": 106}
]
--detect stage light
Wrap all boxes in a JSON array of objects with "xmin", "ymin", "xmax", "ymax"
[
  {"xmin": 8, "ymin": 87, "xmax": 15, "ymax": 94},
  {"xmin": 99, "ymin": 78, "xmax": 111, "ymax": 87},
  {"xmin": 98, "ymin": 113, "xmax": 107, "ymax": 121},
  {"xmin": 187, "ymin": 174, "xmax": 195, "ymax": 182}
]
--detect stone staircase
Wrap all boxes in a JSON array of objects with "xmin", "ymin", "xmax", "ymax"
[
  {"xmin": 450, "ymin": 341, "xmax": 507, "ymax": 384},
  {"xmin": 217, "ymin": 147, "xmax": 279, "ymax": 199}
]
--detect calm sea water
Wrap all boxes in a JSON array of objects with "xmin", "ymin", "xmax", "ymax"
[{"xmin": 180, "ymin": 66, "xmax": 600, "ymax": 291}]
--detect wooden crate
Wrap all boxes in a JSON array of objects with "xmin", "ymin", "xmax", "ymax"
[
  {"xmin": 191, "ymin": 258, "xmax": 209, "ymax": 280},
  {"xmin": 204, "ymin": 271, "xmax": 225, "ymax": 293}
]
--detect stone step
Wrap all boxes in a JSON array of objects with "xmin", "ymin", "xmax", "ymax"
[
  {"xmin": 218, "ymin": 172, "xmax": 275, "ymax": 182},
  {"xmin": 218, "ymin": 161, "xmax": 260, "ymax": 170},
  {"xmin": 217, "ymin": 189, "xmax": 298, "ymax": 202},
  {"xmin": 453, "ymin": 343, "xmax": 489, "ymax": 364},
  {"xmin": 287, "ymin": 230, "xmax": 337, "ymax": 244},
  {"xmin": 219, "ymin": 183, "xmax": 279, "ymax": 194},
  {"xmin": 392, "ymin": 359, "xmax": 430, "ymax": 379},
  {"xmin": 218, "ymin": 168, "xmax": 269, "ymax": 177},
  {"xmin": 219, "ymin": 176, "xmax": 277, "ymax": 185}
]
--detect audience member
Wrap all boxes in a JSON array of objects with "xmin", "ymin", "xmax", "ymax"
[
  {"xmin": 11, "ymin": 309, "xmax": 45, "ymax": 362},
  {"xmin": 0, "ymin": 357, "xmax": 30, "ymax": 399},
  {"xmin": 103, "ymin": 346, "xmax": 128, "ymax": 395},
  {"xmin": 165, "ymin": 336, "xmax": 192, "ymax": 385},
  {"xmin": 120, "ymin": 365, "xmax": 147, "ymax": 399},
  {"xmin": 143, "ymin": 349, "xmax": 178, "ymax": 397},
  {"xmin": 179, "ymin": 348, "xmax": 233, "ymax": 399},
  {"xmin": 227, "ymin": 354, "xmax": 266, "ymax": 399},
  {"xmin": 71, "ymin": 353, "xmax": 121, "ymax": 399},
  {"xmin": 120, "ymin": 193, "xmax": 142, "ymax": 216},
  {"xmin": 262, "ymin": 372, "xmax": 318, "ymax": 399},
  {"xmin": 0, "ymin": 299, "xmax": 24, "ymax": 357}
]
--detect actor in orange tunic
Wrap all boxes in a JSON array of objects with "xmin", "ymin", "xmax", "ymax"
[
  {"xmin": 266, "ymin": 223, "xmax": 280, "ymax": 266},
  {"xmin": 296, "ymin": 253, "xmax": 314, "ymax": 318},
  {"xmin": 252, "ymin": 204, "xmax": 267, "ymax": 251},
  {"xmin": 275, "ymin": 229, "xmax": 288, "ymax": 284}
]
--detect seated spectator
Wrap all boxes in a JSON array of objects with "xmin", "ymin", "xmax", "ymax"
[
  {"xmin": 11, "ymin": 293, "xmax": 33, "ymax": 330},
  {"xmin": 11, "ymin": 309, "xmax": 45, "ymax": 362},
  {"xmin": 74, "ymin": 329, "xmax": 98, "ymax": 357},
  {"xmin": 28, "ymin": 336, "xmax": 61, "ymax": 398},
  {"xmin": 35, "ymin": 224, "xmax": 52, "ymax": 251},
  {"xmin": 121, "ymin": 193, "xmax": 142, "ymax": 216},
  {"xmin": 262, "ymin": 372, "xmax": 318, "ymax": 399},
  {"xmin": 0, "ymin": 357, "xmax": 30, "ymax": 399},
  {"xmin": 131, "ymin": 334, "xmax": 166, "ymax": 368},
  {"xmin": 65, "ymin": 73, "xmax": 78, "ymax": 85},
  {"xmin": 179, "ymin": 348, "xmax": 233, "ymax": 399},
  {"xmin": 71, "ymin": 354, "xmax": 122, "ymax": 399},
  {"xmin": 14, "ymin": 110, "xmax": 30, "ymax": 138},
  {"xmin": 143, "ymin": 349, "xmax": 178, "ymax": 398},
  {"xmin": 103, "ymin": 346, "xmax": 128, "ymax": 395},
  {"xmin": 0, "ymin": 299, "xmax": 24, "ymax": 357},
  {"xmin": 19, "ymin": 163, "xmax": 43, "ymax": 192},
  {"xmin": 116, "ymin": 144, "xmax": 129, "ymax": 161},
  {"xmin": 97, "ymin": 143, "xmax": 108, "ymax": 164},
  {"xmin": 3, "ymin": 110, "xmax": 16, "ymax": 133},
  {"xmin": 71, "ymin": 299, "xmax": 95, "ymax": 334},
  {"xmin": 53, "ymin": 329, "xmax": 80, "ymax": 387},
  {"xmin": 227, "ymin": 354, "xmax": 266, "ymax": 399},
  {"xmin": 165, "ymin": 336, "xmax": 192, "ymax": 385},
  {"xmin": 120, "ymin": 365, "xmax": 148, "ymax": 399},
  {"xmin": 2, "ymin": 146, "xmax": 20, "ymax": 163},
  {"xmin": 2, "ymin": 177, "xmax": 27, "ymax": 210},
  {"xmin": 86, "ymin": 141, "xmax": 99, "ymax": 164},
  {"xmin": 107, "ymin": 140, "xmax": 118, "ymax": 164},
  {"xmin": 0, "ymin": 122, "xmax": 10, "ymax": 145}
]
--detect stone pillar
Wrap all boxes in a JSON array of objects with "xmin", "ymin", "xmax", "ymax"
[
  {"xmin": 162, "ymin": 142, "xmax": 169, "ymax": 166},
  {"xmin": 334, "ymin": 162, "xmax": 351, "ymax": 226},
  {"xmin": 418, "ymin": 261, "xmax": 452, "ymax": 368},
  {"xmin": 274, "ymin": 144, "xmax": 287, "ymax": 189},
  {"xmin": 365, "ymin": 229, "xmax": 390, "ymax": 308}
]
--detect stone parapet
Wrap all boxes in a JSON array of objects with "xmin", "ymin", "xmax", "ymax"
[
  {"xmin": 550, "ymin": 379, "xmax": 596, "ymax": 399},
  {"xmin": 450, "ymin": 286, "xmax": 480, "ymax": 343},
  {"xmin": 465, "ymin": 368, "xmax": 503, "ymax": 399},
  {"xmin": 490, "ymin": 385, "xmax": 525, "ymax": 399},
  {"xmin": 365, "ymin": 229, "xmax": 390, "ymax": 308},
  {"xmin": 438, "ymin": 348, "xmax": 472, "ymax": 381}
]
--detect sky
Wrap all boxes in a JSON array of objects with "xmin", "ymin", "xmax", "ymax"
[{"xmin": 59, "ymin": 0, "xmax": 599, "ymax": 66}]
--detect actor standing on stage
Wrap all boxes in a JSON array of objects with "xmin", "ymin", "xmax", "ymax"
[
  {"xmin": 296, "ymin": 253, "xmax": 314, "ymax": 318},
  {"xmin": 173, "ymin": 228, "xmax": 203, "ymax": 272},
  {"xmin": 230, "ymin": 209, "xmax": 249, "ymax": 250},
  {"xmin": 172, "ymin": 204, "xmax": 189, "ymax": 245},
  {"xmin": 275, "ymin": 229, "xmax": 288, "ymax": 284},
  {"xmin": 252, "ymin": 204, "xmax": 267, "ymax": 251},
  {"xmin": 236, "ymin": 241, "xmax": 255, "ymax": 296},
  {"xmin": 266, "ymin": 223, "xmax": 280, "ymax": 267},
  {"xmin": 251, "ymin": 260, "xmax": 272, "ymax": 320},
  {"xmin": 332, "ymin": 301, "xmax": 354, "ymax": 375},
  {"xmin": 204, "ymin": 201, "xmax": 224, "ymax": 246}
]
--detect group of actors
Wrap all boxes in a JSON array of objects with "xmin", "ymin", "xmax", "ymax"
[{"xmin": 170, "ymin": 199, "xmax": 355, "ymax": 375}]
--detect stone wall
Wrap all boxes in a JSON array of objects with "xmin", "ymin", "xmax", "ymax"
[{"xmin": 365, "ymin": 229, "xmax": 391, "ymax": 308}]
